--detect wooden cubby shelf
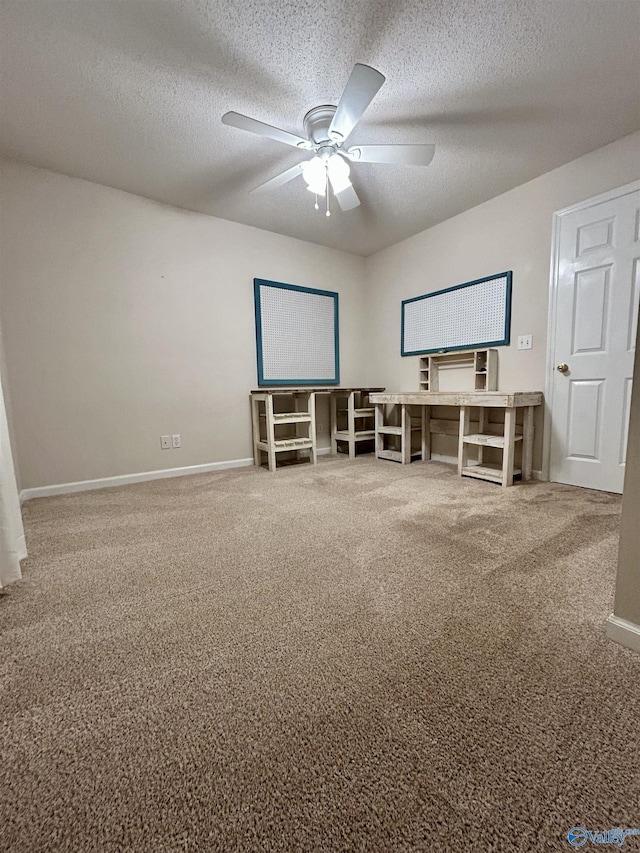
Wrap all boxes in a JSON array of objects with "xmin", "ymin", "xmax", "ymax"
[{"xmin": 419, "ymin": 348, "xmax": 498, "ymax": 392}]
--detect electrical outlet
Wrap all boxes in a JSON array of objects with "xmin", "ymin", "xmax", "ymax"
[
  {"xmin": 517, "ymin": 334, "xmax": 533, "ymax": 350},
  {"xmin": 160, "ymin": 435, "xmax": 171, "ymax": 449},
  {"xmin": 172, "ymin": 434, "xmax": 181, "ymax": 448}
]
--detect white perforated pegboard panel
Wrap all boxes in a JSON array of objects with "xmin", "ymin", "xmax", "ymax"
[
  {"xmin": 402, "ymin": 272, "xmax": 511, "ymax": 355},
  {"xmin": 256, "ymin": 280, "xmax": 338, "ymax": 383}
]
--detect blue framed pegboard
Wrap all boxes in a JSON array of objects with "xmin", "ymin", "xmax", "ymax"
[
  {"xmin": 254, "ymin": 278, "xmax": 340, "ymax": 386},
  {"xmin": 401, "ymin": 271, "xmax": 512, "ymax": 356}
]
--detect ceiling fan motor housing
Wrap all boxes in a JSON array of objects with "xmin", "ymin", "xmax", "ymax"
[{"xmin": 303, "ymin": 105, "xmax": 338, "ymax": 146}]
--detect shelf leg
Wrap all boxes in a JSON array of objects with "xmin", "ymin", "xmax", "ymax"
[
  {"xmin": 422, "ymin": 406, "xmax": 430, "ymax": 461},
  {"xmin": 458, "ymin": 406, "xmax": 470, "ymax": 475},
  {"xmin": 309, "ymin": 393, "xmax": 317, "ymax": 465},
  {"xmin": 251, "ymin": 397, "xmax": 261, "ymax": 467},
  {"xmin": 477, "ymin": 407, "xmax": 485, "ymax": 466},
  {"xmin": 502, "ymin": 407, "xmax": 517, "ymax": 487},
  {"xmin": 375, "ymin": 404, "xmax": 384, "ymax": 459},
  {"xmin": 266, "ymin": 395, "xmax": 277, "ymax": 472},
  {"xmin": 330, "ymin": 393, "xmax": 338, "ymax": 455},
  {"xmin": 347, "ymin": 391, "xmax": 356, "ymax": 460},
  {"xmin": 401, "ymin": 405, "xmax": 411, "ymax": 465},
  {"xmin": 522, "ymin": 405, "xmax": 534, "ymax": 481}
]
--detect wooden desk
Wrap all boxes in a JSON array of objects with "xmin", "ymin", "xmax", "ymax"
[{"xmin": 369, "ymin": 391, "xmax": 543, "ymax": 486}]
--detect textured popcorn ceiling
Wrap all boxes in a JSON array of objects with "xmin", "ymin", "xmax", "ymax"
[{"xmin": 1, "ymin": 0, "xmax": 639, "ymax": 256}]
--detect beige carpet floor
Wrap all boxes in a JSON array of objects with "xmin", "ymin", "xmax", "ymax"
[{"xmin": 1, "ymin": 457, "xmax": 639, "ymax": 852}]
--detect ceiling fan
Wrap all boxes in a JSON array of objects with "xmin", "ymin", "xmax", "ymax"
[{"xmin": 221, "ymin": 63, "xmax": 435, "ymax": 216}]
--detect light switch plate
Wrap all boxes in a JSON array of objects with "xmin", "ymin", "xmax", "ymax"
[{"xmin": 517, "ymin": 334, "xmax": 533, "ymax": 350}]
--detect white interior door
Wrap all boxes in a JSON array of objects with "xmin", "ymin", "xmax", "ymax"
[{"xmin": 549, "ymin": 181, "xmax": 640, "ymax": 493}]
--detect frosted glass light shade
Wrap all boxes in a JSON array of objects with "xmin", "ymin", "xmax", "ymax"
[
  {"xmin": 302, "ymin": 156, "xmax": 326, "ymax": 196},
  {"xmin": 327, "ymin": 154, "xmax": 351, "ymax": 194}
]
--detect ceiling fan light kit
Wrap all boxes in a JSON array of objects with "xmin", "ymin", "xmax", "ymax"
[
  {"xmin": 301, "ymin": 157, "xmax": 326, "ymax": 196},
  {"xmin": 221, "ymin": 63, "xmax": 435, "ymax": 216}
]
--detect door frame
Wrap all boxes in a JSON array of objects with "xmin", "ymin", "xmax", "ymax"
[{"xmin": 543, "ymin": 179, "xmax": 640, "ymax": 484}]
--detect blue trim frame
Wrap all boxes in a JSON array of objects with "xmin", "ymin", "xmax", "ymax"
[
  {"xmin": 400, "ymin": 271, "xmax": 512, "ymax": 356},
  {"xmin": 254, "ymin": 278, "xmax": 340, "ymax": 386}
]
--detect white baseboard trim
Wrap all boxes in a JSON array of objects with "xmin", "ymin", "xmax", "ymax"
[
  {"xmin": 605, "ymin": 614, "xmax": 640, "ymax": 654},
  {"xmin": 19, "ymin": 448, "xmax": 544, "ymax": 503},
  {"xmin": 19, "ymin": 457, "xmax": 254, "ymax": 503}
]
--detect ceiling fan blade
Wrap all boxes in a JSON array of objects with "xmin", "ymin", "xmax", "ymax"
[
  {"xmin": 328, "ymin": 64, "xmax": 385, "ymax": 143},
  {"xmin": 250, "ymin": 163, "xmax": 305, "ymax": 195},
  {"xmin": 332, "ymin": 180, "xmax": 361, "ymax": 212},
  {"xmin": 222, "ymin": 111, "xmax": 312, "ymax": 149},
  {"xmin": 347, "ymin": 144, "xmax": 435, "ymax": 166}
]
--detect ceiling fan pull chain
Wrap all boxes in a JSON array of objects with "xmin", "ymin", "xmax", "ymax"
[
  {"xmin": 325, "ymin": 170, "xmax": 330, "ymax": 217},
  {"xmin": 314, "ymin": 193, "xmax": 319, "ymax": 211}
]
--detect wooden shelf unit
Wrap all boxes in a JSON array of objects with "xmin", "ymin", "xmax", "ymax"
[
  {"xmin": 251, "ymin": 389, "xmax": 317, "ymax": 471},
  {"xmin": 330, "ymin": 389, "xmax": 381, "ymax": 459},
  {"xmin": 419, "ymin": 348, "xmax": 498, "ymax": 392},
  {"xmin": 458, "ymin": 397, "xmax": 532, "ymax": 486},
  {"xmin": 251, "ymin": 387, "xmax": 385, "ymax": 471}
]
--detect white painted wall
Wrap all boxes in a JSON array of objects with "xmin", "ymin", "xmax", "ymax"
[
  {"xmin": 363, "ymin": 131, "xmax": 640, "ymax": 471},
  {"xmin": 0, "ymin": 162, "xmax": 367, "ymax": 490}
]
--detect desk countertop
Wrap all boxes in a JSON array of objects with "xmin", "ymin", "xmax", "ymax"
[{"xmin": 369, "ymin": 391, "xmax": 543, "ymax": 408}]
